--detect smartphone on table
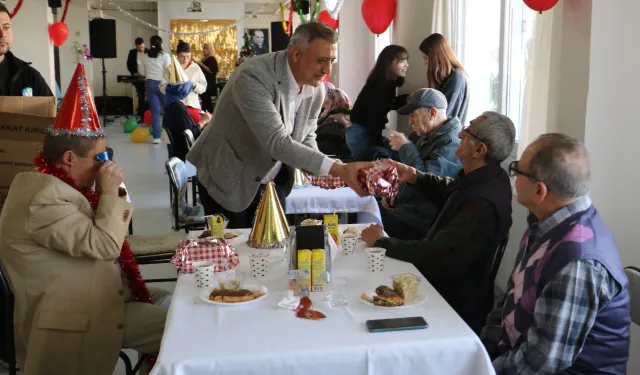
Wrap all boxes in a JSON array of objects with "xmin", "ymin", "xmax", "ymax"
[{"xmin": 366, "ymin": 316, "xmax": 428, "ymax": 333}]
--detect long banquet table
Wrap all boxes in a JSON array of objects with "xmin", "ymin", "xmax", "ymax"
[{"xmin": 150, "ymin": 224, "xmax": 495, "ymax": 375}]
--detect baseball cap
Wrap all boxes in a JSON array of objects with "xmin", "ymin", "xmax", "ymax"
[{"xmin": 397, "ymin": 88, "xmax": 448, "ymax": 115}]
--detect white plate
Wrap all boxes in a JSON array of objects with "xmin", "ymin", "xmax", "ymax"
[
  {"xmin": 200, "ymin": 284, "xmax": 269, "ymax": 306},
  {"xmin": 360, "ymin": 292, "xmax": 428, "ymax": 309}
]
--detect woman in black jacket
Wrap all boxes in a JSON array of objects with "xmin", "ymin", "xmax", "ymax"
[
  {"xmin": 346, "ymin": 45, "xmax": 409, "ymax": 161},
  {"xmin": 197, "ymin": 43, "xmax": 218, "ymax": 114}
]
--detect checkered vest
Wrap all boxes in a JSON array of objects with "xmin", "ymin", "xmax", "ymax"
[{"xmin": 499, "ymin": 206, "xmax": 630, "ymax": 374}]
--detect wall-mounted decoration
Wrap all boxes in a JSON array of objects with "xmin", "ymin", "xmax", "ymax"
[
  {"xmin": 247, "ymin": 28, "xmax": 269, "ymax": 55},
  {"xmin": 169, "ymin": 19, "xmax": 237, "ymax": 78}
]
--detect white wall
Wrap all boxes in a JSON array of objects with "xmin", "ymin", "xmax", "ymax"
[
  {"xmin": 393, "ymin": 0, "xmax": 434, "ymax": 133},
  {"xmin": 91, "ymin": 10, "xmax": 158, "ymax": 98},
  {"xmin": 336, "ymin": 0, "xmax": 375, "ymax": 101},
  {"xmin": 4, "ymin": 0, "xmax": 55, "ymax": 92},
  {"xmin": 156, "ymin": 2, "xmax": 245, "ymax": 52},
  {"xmin": 59, "ymin": 0, "xmax": 92, "ymax": 95}
]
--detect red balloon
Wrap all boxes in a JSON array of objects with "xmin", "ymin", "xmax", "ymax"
[
  {"xmin": 144, "ymin": 110, "xmax": 152, "ymax": 126},
  {"xmin": 48, "ymin": 22, "xmax": 69, "ymax": 47},
  {"xmin": 317, "ymin": 10, "xmax": 338, "ymax": 30},
  {"xmin": 361, "ymin": 0, "xmax": 396, "ymax": 35},
  {"xmin": 523, "ymin": 0, "xmax": 559, "ymax": 13}
]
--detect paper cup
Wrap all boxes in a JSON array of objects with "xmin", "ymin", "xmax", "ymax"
[
  {"xmin": 365, "ymin": 247, "xmax": 386, "ymax": 272},
  {"xmin": 250, "ymin": 251, "xmax": 269, "ymax": 279},
  {"xmin": 341, "ymin": 234, "xmax": 358, "ymax": 256},
  {"xmin": 193, "ymin": 261, "xmax": 215, "ymax": 288}
]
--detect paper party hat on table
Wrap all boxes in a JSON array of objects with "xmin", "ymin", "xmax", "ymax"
[
  {"xmin": 50, "ymin": 63, "xmax": 103, "ymax": 137},
  {"xmin": 247, "ymin": 182, "xmax": 291, "ymax": 249}
]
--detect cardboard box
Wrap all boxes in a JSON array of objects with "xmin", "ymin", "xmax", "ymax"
[{"xmin": 0, "ymin": 96, "xmax": 56, "ymax": 214}]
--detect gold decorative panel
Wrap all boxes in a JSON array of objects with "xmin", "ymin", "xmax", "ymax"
[{"xmin": 169, "ymin": 19, "xmax": 238, "ymax": 78}]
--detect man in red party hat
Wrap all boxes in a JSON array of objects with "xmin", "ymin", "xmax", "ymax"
[{"xmin": 0, "ymin": 63, "xmax": 168, "ymax": 375}]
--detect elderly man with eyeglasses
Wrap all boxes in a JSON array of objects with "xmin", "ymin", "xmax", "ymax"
[
  {"xmin": 480, "ymin": 133, "xmax": 630, "ymax": 375},
  {"xmin": 362, "ymin": 111, "xmax": 515, "ymax": 333}
]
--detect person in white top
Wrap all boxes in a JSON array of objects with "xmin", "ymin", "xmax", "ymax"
[
  {"xmin": 141, "ymin": 35, "xmax": 171, "ymax": 144},
  {"xmin": 176, "ymin": 40, "xmax": 208, "ymax": 123}
]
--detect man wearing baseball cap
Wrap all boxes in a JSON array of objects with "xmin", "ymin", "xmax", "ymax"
[{"xmin": 381, "ymin": 88, "xmax": 463, "ymax": 241}]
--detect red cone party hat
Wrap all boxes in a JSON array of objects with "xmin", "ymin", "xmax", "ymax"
[{"xmin": 51, "ymin": 63, "xmax": 103, "ymax": 137}]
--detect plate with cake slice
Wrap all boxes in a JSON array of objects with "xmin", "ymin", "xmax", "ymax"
[
  {"xmin": 200, "ymin": 284, "xmax": 269, "ymax": 306},
  {"xmin": 360, "ymin": 285, "xmax": 427, "ymax": 309}
]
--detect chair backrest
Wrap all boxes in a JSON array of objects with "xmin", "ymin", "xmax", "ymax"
[
  {"xmin": 183, "ymin": 129, "xmax": 195, "ymax": 150},
  {"xmin": 165, "ymin": 128, "xmax": 175, "ymax": 159},
  {"xmin": 490, "ymin": 234, "xmax": 510, "ymax": 288},
  {"xmin": 165, "ymin": 157, "xmax": 200, "ymax": 225},
  {"xmin": 624, "ymin": 266, "xmax": 640, "ymax": 325}
]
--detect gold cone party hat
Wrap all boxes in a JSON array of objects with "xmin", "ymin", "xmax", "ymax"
[
  {"xmin": 168, "ymin": 54, "xmax": 189, "ymax": 84},
  {"xmin": 247, "ymin": 182, "xmax": 291, "ymax": 249},
  {"xmin": 293, "ymin": 168, "xmax": 308, "ymax": 188}
]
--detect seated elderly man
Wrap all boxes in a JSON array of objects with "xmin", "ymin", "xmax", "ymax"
[
  {"xmin": 381, "ymin": 88, "xmax": 463, "ymax": 240},
  {"xmin": 0, "ymin": 65, "xmax": 168, "ymax": 375},
  {"xmin": 480, "ymin": 134, "xmax": 630, "ymax": 375},
  {"xmin": 362, "ymin": 111, "xmax": 515, "ymax": 333}
]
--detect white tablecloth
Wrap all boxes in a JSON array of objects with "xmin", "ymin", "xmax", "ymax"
[
  {"xmin": 286, "ymin": 186, "xmax": 383, "ymax": 225},
  {"xmin": 150, "ymin": 224, "xmax": 495, "ymax": 375}
]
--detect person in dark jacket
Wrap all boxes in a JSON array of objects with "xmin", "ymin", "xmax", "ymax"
[
  {"xmin": 0, "ymin": 4, "xmax": 52, "ymax": 97},
  {"xmin": 362, "ymin": 111, "xmax": 515, "ymax": 334},
  {"xmin": 197, "ymin": 43, "xmax": 218, "ymax": 114},
  {"xmin": 126, "ymin": 37, "xmax": 148, "ymax": 118},
  {"xmin": 419, "ymin": 33, "xmax": 469, "ymax": 124},
  {"xmin": 381, "ymin": 88, "xmax": 463, "ymax": 240},
  {"xmin": 347, "ymin": 45, "xmax": 409, "ymax": 161}
]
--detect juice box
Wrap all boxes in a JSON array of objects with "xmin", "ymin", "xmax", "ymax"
[
  {"xmin": 323, "ymin": 214, "xmax": 340, "ymax": 246},
  {"xmin": 206, "ymin": 214, "xmax": 226, "ymax": 239},
  {"xmin": 311, "ymin": 249, "xmax": 326, "ymax": 292},
  {"xmin": 297, "ymin": 249, "xmax": 312, "ymax": 292}
]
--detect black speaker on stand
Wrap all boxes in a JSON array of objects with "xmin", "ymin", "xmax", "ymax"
[
  {"xmin": 271, "ymin": 22, "xmax": 291, "ymax": 52},
  {"xmin": 89, "ymin": 18, "xmax": 129, "ymax": 125}
]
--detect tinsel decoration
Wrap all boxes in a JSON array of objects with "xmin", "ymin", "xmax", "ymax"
[
  {"xmin": 311, "ymin": 0, "xmax": 320, "ymax": 19},
  {"xmin": 287, "ymin": 1, "xmax": 294, "ymax": 36},
  {"xmin": 235, "ymin": 32, "xmax": 256, "ymax": 68},
  {"xmin": 61, "ymin": 0, "xmax": 71, "ymax": 22},
  {"xmin": 73, "ymin": 42, "xmax": 93, "ymax": 62},
  {"xmin": 294, "ymin": 0, "xmax": 321, "ymax": 22},
  {"xmin": 323, "ymin": 0, "xmax": 344, "ymax": 19},
  {"xmin": 34, "ymin": 153, "xmax": 157, "ymax": 369},
  {"xmin": 280, "ymin": 4, "xmax": 288, "ymax": 34},
  {"xmin": 8, "ymin": 0, "xmax": 24, "ymax": 18}
]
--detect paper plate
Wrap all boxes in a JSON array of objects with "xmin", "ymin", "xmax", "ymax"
[
  {"xmin": 360, "ymin": 291, "xmax": 427, "ymax": 309},
  {"xmin": 200, "ymin": 284, "xmax": 269, "ymax": 306}
]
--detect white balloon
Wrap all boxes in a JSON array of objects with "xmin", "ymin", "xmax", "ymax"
[{"xmin": 323, "ymin": 0, "xmax": 344, "ymax": 19}]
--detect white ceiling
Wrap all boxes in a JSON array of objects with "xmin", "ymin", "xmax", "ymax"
[{"xmin": 91, "ymin": 0, "xmax": 284, "ymax": 14}]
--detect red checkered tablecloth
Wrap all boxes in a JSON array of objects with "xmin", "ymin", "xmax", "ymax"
[
  {"xmin": 171, "ymin": 238, "xmax": 241, "ymax": 273},
  {"xmin": 303, "ymin": 174, "xmax": 347, "ymax": 189}
]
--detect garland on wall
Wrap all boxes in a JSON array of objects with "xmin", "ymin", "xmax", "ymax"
[
  {"xmin": 8, "ymin": 0, "xmax": 24, "ymax": 18},
  {"xmin": 294, "ymin": 0, "xmax": 321, "ymax": 22}
]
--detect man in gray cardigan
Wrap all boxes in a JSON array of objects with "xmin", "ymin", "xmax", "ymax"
[{"xmin": 187, "ymin": 21, "xmax": 369, "ymax": 228}]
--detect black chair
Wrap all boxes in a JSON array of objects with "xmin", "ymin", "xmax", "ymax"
[
  {"xmin": 490, "ymin": 235, "xmax": 510, "ymax": 288},
  {"xmin": 183, "ymin": 129, "xmax": 198, "ymax": 206},
  {"xmin": 165, "ymin": 157, "xmax": 206, "ymax": 233},
  {"xmin": 0, "ymin": 266, "xmax": 146, "ymax": 375}
]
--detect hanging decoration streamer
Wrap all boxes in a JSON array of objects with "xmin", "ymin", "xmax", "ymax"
[
  {"xmin": 105, "ymin": 0, "xmax": 265, "ymax": 36},
  {"xmin": 280, "ymin": 4, "xmax": 288, "ymax": 34},
  {"xmin": 311, "ymin": 0, "xmax": 321, "ymax": 19},
  {"xmin": 323, "ymin": 0, "xmax": 344, "ymax": 19},
  {"xmin": 287, "ymin": 1, "xmax": 294, "ymax": 36},
  {"xmin": 8, "ymin": 0, "xmax": 24, "ymax": 18},
  {"xmin": 295, "ymin": 0, "xmax": 306, "ymax": 22},
  {"xmin": 61, "ymin": 0, "xmax": 71, "ymax": 22}
]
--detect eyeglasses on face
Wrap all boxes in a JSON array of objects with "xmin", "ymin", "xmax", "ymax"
[
  {"xmin": 508, "ymin": 160, "xmax": 537, "ymax": 179},
  {"xmin": 462, "ymin": 125, "xmax": 485, "ymax": 143}
]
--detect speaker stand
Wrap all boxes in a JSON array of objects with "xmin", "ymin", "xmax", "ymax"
[{"xmin": 99, "ymin": 58, "xmax": 130, "ymax": 126}]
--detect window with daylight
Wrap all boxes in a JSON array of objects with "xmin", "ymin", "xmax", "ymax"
[
  {"xmin": 374, "ymin": 23, "xmax": 393, "ymax": 61},
  {"xmin": 458, "ymin": 0, "xmax": 535, "ymax": 141}
]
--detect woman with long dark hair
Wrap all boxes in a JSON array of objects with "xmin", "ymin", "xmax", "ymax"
[
  {"xmin": 419, "ymin": 33, "xmax": 469, "ymax": 124},
  {"xmin": 197, "ymin": 43, "xmax": 219, "ymax": 114},
  {"xmin": 346, "ymin": 45, "xmax": 409, "ymax": 161},
  {"xmin": 142, "ymin": 35, "xmax": 171, "ymax": 143}
]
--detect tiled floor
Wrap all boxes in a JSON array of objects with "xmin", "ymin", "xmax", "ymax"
[{"xmin": 0, "ymin": 117, "xmax": 179, "ymax": 375}]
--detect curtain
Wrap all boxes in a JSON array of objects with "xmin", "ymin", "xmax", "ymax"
[
  {"xmin": 517, "ymin": 6, "xmax": 557, "ymax": 157},
  {"xmin": 431, "ymin": 0, "xmax": 462, "ymax": 55}
]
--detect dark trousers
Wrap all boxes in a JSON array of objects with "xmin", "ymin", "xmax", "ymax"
[
  {"xmin": 198, "ymin": 167, "xmax": 289, "ymax": 229},
  {"xmin": 200, "ymin": 92, "xmax": 214, "ymax": 114},
  {"xmin": 380, "ymin": 203, "xmax": 437, "ymax": 241},
  {"xmin": 133, "ymin": 81, "xmax": 147, "ymax": 117}
]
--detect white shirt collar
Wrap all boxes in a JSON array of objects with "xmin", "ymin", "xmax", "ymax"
[{"xmin": 286, "ymin": 60, "xmax": 314, "ymax": 100}]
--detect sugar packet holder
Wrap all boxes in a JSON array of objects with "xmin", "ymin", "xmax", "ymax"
[{"xmin": 170, "ymin": 237, "xmax": 241, "ymax": 273}]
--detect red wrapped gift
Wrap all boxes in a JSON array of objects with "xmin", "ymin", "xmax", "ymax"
[
  {"xmin": 357, "ymin": 160, "xmax": 399, "ymax": 198},
  {"xmin": 171, "ymin": 238, "xmax": 241, "ymax": 273},
  {"xmin": 303, "ymin": 174, "xmax": 347, "ymax": 189}
]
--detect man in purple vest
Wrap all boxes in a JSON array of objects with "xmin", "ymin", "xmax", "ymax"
[{"xmin": 481, "ymin": 133, "xmax": 630, "ymax": 374}]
